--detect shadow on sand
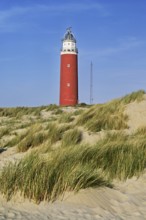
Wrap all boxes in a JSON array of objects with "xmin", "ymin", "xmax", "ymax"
[{"xmin": 0, "ymin": 148, "xmax": 7, "ymax": 154}]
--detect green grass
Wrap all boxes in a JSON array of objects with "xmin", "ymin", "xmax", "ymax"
[
  {"xmin": 81, "ymin": 131, "xmax": 146, "ymax": 180},
  {"xmin": 46, "ymin": 104, "xmax": 59, "ymax": 111},
  {"xmin": 8, "ymin": 124, "xmax": 41, "ymax": 152},
  {"xmin": 0, "ymin": 90, "xmax": 146, "ymax": 203},
  {"xmin": 0, "ymin": 127, "xmax": 10, "ymax": 139},
  {"xmin": 0, "ymin": 105, "xmax": 60, "ymax": 119},
  {"xmin": 47, "ymin": 123, "xmax": 71, "ymax": 144},
  {"xmin": 73, "ymin": 109, "xmax": 84, "ymax": 116},
  {"xmin": 77, "ymin": 102, "xmax": 128, "ymax": 132},
  {"xmin": 17, "ymin": 124, "xmax": 49, "ymax": 152},
  {"xmin": 0, "ymin": 106, "xmax": 46, "ymax": 118},
  {"xmin": 4, "ymin": 130, "xmax": 29, "ymax": 148},
  {"xmin": 76, "ymin": 103, "xmax": 90, "ymax": 107},
  {"xmin": 1, "ymin": 128, "xmax": 146, "ymax": 203},
  {"xmin": 77, "ymin": 90, "xmax": 145, "ymax": 132},
  {"xmin": 17, "ymin": 132, "xmax": 48, "ymax": 152},
  {"xmin": 0, "ymin": 148, "xmax": 110, "ymax": 202},
  {"xmin": 62, "ymin": 128, "xmax": 82, "ymax": 146},
  {"xmin": 58, "ymin": 113, "xmax": 74, "ymax": 123},
  {"xmin": 120, "ymin": 90, "xmax": 145, "ymax": 104},
  {"xmin": 53, "ymin": 109, "xmax": 63, "ymax": 115}
]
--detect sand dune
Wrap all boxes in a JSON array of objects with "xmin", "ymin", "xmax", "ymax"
[
  {"xmin": 0, "ymin": 145, "xmax": 146, "ymax": 219},
  {"xmin": 125, "ymin": 94, "xmax": 146, "ymax": 131},
  {"xmin": 0, "ymin": 96, "xmax": 146, "ymax": 219},
  {"xmin": 0, "ymin": 171, "xmax": 146, "ymax": 219}
]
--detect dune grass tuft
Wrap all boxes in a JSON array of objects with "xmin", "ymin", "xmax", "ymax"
[
  {"xmin": 77, "ymin": 90, "xmax": 145, "ymax": 132},
  {"xmin": 17, "ymin": 124, "xmax": 48, "ymax": 152},
  {"xmin": 80, "ymin": 132, "xmax": 146, "ymax": 180},
  {"xmin": 77, "ymin": 101, "xmax": 128, "ymax": 132},
  {"xmin": 46, "ymin": 104, "xmax": 59, "ymax": 111},
  {"xmin": 4, "ymin": 130, "xmax": 29, "ymax": 148},
  {"xmin": 0, "ymin": 106, "xmax": 46, "ymax": 118},
  {"xmin": 62, "ymin": 128, "xmax": 82, "ymax": 146},
  {"xmin": 0, "ymin": 147, "xmax": 110, "ymax": 202},
  {"xmin": 0, "ymin": 127, "xmax": 10, "ymax": 139},
  {"xmin": 17, "ymin": 132, "xmax": 48, "ymax": 152},
  {"xmin": 53, "ymin": 109, "xmax": 63, "ymax": 115},
  {"xmin": 0, "ymin": 127, "xmax": 146, "ymax": 202},
  {"xmin": 47, "ymin": 123, "xmax": 71, "ymax": 144},
  {"xmin": 120, "ymin": 90, "xmax": 145, "ymax": 104},
  {"xmin": 58, "ymin": 113, "xmax": 74, "ymax": 123}
]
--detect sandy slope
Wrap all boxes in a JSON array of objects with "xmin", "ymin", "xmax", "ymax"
[
  {"xmin": 125, "ymin": 94, "xmax": 146, "ymax": 131},
  {"xmin": 0, "ymin": 171, "xmax": 146, "ymax": 219},
  {"xmin": 0, "ymin": 99, "xmax": 146, "ymax": 219}
]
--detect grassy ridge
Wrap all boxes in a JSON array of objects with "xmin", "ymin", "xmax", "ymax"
[{"xmin": 77, "ymin": 90, "xmax": 145, "ymax": 132}]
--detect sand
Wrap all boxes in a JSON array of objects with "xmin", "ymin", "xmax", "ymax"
[
  {"xmin": 0, "ymin": 99, "xmax": 146, "ymax": 219},
  {"xmin": 125, "ymin": 95, "xmax": 146, "ymax": 131},
  {"xmin": 0, "ymin": 144, "xmax": 146, "ymax": 219},
  {"xmin": 0, "ymin": 171, "xmax": 146, "ymax": 219}
]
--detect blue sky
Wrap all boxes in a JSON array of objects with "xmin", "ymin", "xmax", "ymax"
[{"xmin": 0, "ymin": 0, "xmax": 146, "ymax": 106}]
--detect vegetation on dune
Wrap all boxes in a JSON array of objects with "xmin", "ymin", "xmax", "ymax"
[
  {"xmin": 0, "ymin": 90, "xmax": 146, "ymax": 203},
  {"xmin": 17, "ymin": 132, "xmax": 48, "ymax": 152},
  {"xmin": 120, "ymin": 90, "xmax": 145, "ymax": 104},
  {"xmin": 1, "ymin": 127, "xmax": 146, "ymax": 202},
  {"xmin": 4, "ymin": 130, "xmax": 29, "ymax": 148},
  {"xmin": 0, "ymin": 106, "xmax": 45, "ymax": 118},
  {"xmin": 77, "ymin": 101, "xmax": 128, "ymax": 132},
  {"xmin": 46, "ymin": 104, "xmax": 59, "ymax": 111},
  {"xmin": 17, "ymin": 124, "xmax": 49, "ymax": 152},
  {"xmin": 0, "ymin": 127, "xmax": 10, "ymax": 139},
  {"xmin": 58, "ymin": 112, "xmax": 74, "ymax": 123},
  {"xmin": 47, "ymin": 123, "xmax": 71, "ymax": 144},
  {"xmin": 0, "ymin": 104, "xmax": 61, "ymax": 119},
  {"xmin": 62, "ymin": 128, "xmax": 82, "ymax": 146},
  {"xmin": 0, "ymin": 147, "xmax": 111, "ymax": 202},
  {"xmin": 76, "ymin": 103, "xmax": 90, "ymax": 107},
  {"xmin": 53, "ymin": 108, "xmax": 63, "ymax": 115},
  {"xmin": 73, "ymin": 109, "xmax": 84, "ymax": 116},
  {"xmin": 83, "ymin": 131, "xmax": 146, "ymax": 180},
  {"xmin": 77, "ymin": 90, "xmax": 145, "ymax": 132}
]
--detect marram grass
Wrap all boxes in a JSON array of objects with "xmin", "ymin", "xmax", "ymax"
[
  {"xmin": 17, "ymin": 132, "xmax": 48, "ymax": 152},
  {"xmin": 0, "ymin": 90, "xmax": 146, "ymax": 203},
  {"xmin": 17, "ymin": 124, "xmax": 47, "ymax": 152},
  {"xmin": 0, "ymin": 148, "xmax": 110, "ymax": 202},
  {"xmin": 0, "ymin": 129, "xmax": 146, "ymax": 203},
  {"xmin": 77, "ymin": 101, "xmax": 128, "ymax": 132},
  {"xmin": 62, "ymin": 128, "xmax": 82, "ymax": 146},
  {"xmin": 0, "ymin": 127, "xmax": 10, "ymax": 139},
  {"xmin": 77, "ymin": 90, "xmax": 145, "ymax": 132},
  {"xmin": 58, "ymin": 112, "xmax": 74, "ymax": 123},
  {"xmin": 47, "ymin": 123, "xmax": 71, "ymax": 144}
]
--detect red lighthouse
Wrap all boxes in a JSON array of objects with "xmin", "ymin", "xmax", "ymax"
[{"xmin": 59, "ymin": 28, "xmax": 78, "ymax": 106}]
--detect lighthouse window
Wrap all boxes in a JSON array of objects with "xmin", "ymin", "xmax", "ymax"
[
  {"xmin": 67, "ymin": 83, "xmax": 70, "ymax": 87},
  {"xmin": 67, "ymin": 64, "xmax": 70, "ymax": 68}
]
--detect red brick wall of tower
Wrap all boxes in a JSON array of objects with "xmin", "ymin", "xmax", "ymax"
[{"xmin": 60, "ymin": 53, "xmax": 78, "ymax": 106}]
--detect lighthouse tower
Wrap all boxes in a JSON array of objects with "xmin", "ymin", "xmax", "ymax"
[{"xmin": 59, "ymin": 28, "xmax": 78, "ymax": 106}]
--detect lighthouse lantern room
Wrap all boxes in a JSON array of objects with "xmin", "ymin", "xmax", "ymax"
[{"xmin": 59, "ymin": 28, "xmax": 78, "ymax": 106}]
